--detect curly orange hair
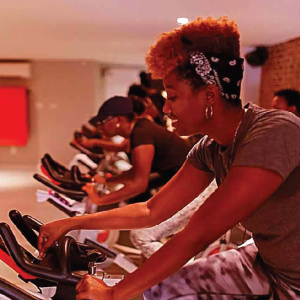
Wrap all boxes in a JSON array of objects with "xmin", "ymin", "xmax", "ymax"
[{"xmin": 146, "ymin": 17, "xmax": 240, "ymax": 79}]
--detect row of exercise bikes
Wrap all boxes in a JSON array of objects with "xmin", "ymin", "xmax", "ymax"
[{"xmin": 0, "ymin": 122, "xmax": 136, "ymax": 300}]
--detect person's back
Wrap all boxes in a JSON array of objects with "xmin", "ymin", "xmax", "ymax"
[{"xmin": 241, "ymin": 105, "xmax": 300, "ymax": 285}]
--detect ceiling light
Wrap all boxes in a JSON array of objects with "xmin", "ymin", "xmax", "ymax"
[{"xmin": 177, "ymin": 17, "xmax": 189, "ymax": 26}]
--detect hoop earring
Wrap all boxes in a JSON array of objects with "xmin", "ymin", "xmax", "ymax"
[
  {"xmin": 205, "ymin": 106, "xmax": 213, "ymax": 119},
  {"xmin": 116, "ymin": 123, "xmax": 120, "ymax": 128}
]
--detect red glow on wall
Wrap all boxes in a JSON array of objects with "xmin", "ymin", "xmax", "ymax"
[{"xmin": 0, "ymin": 87, "xmax": 28, "ymax": 146}]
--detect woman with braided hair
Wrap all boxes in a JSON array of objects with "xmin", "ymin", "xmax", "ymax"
[{"xmin": 39, "ymin": 17, "xmax": 300, "ymax": 299}]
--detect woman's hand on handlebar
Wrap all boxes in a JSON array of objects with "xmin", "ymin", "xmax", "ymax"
[
  {"xmin": 38, "ymin": 220, "xmax": 69, "ymax": 258},
  {"xmin": 93, "ymin": 174, "xmax": 106, "ymax": 184},
  {"xmin": 82, "ymin": 183, "xmax": 100, "ymax": 205},
  {"xmin": 76, "ymin": 275, "xmax": 114, "ymax": 300}
]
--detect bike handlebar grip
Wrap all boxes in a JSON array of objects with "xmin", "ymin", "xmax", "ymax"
[
  {"xmin": 0, "ymin": 223, "xmax": 50, "ymax": 273},
  {"xmin": 0, "ymin": 223, "xmax": 80, "ymax": 285},
  {"xmin": 71, "ymin": 165, "xmax": 90, "ymax": 183},
  {"xmin": 23, "ymin": 215, "xmax": 43, "ymax": 232},
  {"xmin": 33, "ymin": 174, "xmax": 87, "ymax": 200},
  {"xmin": 9, "ymin": 210, "xmax": 39, "ymax": 250},
  {"xmin": 69, "ymin": 142, "xmax": 104, "ymax": 160},
  {"xmin": 44, "ymin": 153, "xmax": 68, "ymax": 172},
  {"xmin": 0, "ymin": 277, "xmax": 41, "ymax": 300}
]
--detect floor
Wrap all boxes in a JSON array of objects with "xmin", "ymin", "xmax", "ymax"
[{"xmin": 0, "ymin": 165, "xmax": 143, "ymax": 299}]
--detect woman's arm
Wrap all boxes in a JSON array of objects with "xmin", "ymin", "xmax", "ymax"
[
  {"xmin": 96, "ymin": 169, "xmax": 133, "ymax": 185},
  {"xmin": 76, "ymin": 166, "xmax": 283, "ymax": 300},
  {"xmin": 38, "ymin": 161, "xmax": 213, "ymax": 256},
  {"xmin": 110, "ymin": 166, "xmax": 284, "ymax": 300},
  {"xmin": 75, "ymin": 136, "xmax": 130, "ymax": 152},
  {"xmin": 85, "ymin": 144, "xmax": 155, "ymax": 205}
]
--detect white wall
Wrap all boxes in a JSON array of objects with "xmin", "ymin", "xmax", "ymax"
[
  {"xmin": 103, "ymin": 68, "xmax": 141, "ymax": 99},
  {"xmin": 241, "ymin": 47, "xmax": 262, "ymax": 105},
  {"xmin": 0, "ymin": 60, "xmax": 103, "ymax": 166}
]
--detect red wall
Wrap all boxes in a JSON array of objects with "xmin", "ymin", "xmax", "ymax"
[{"xmin": 0, "ymin": 87, "xmax": 28, "ymax": 146}]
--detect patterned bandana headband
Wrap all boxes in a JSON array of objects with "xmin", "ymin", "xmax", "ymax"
[{"xmin": 189, "ymin": 52, "xmax": 244, "ymax": 101}]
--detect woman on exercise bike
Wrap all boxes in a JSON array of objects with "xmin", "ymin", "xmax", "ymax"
[
  {"xmin": 39, "ymin": 17, "xmax": 300, "ymax": 299},
  {"xmin": 74, "ymin": 95, "xmax": 155, "ymax": 154},
  {"xmin": 83, "ymin": 95, "xmax": 190, "ymax": 205}
]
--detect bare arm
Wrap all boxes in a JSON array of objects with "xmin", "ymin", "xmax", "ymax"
[
  {"xmin": 82, "ymin": 162, "xmax": 213, "ymax": 227},
  {"xmin": 86, "ymin": 144, "xmax": 155, "ymax": 205},
  {"xmin": 92, "ymin": 138, "xmax": 129, "ymax": 152},
  {"xmin": 38, "ymin": 161, "xmax": 213, "ymax": 255},
  {"xmin": 75, "ymin": 137, "xmax": 130, "ymax": 152},
  {"xmin": 105, "ymin": 169, "xmax": 134, "ymax": 184},
  {"xmin": 111, "ymin": 166, "xmax": 284, "ymax": 300}
]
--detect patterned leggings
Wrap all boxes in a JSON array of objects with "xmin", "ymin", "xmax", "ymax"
[
  {"xmin": 130, "ymin": 181, "xmax": 217, "ymax": 258},
  {"xmin": 143, "ymin": 243, "xmax": 300, "ymax": 300}
]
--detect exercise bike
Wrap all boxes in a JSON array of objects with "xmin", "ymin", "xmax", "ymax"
[{"xmin": 0, "ymin": 210, "xmax": 123, "ymax": 300}]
